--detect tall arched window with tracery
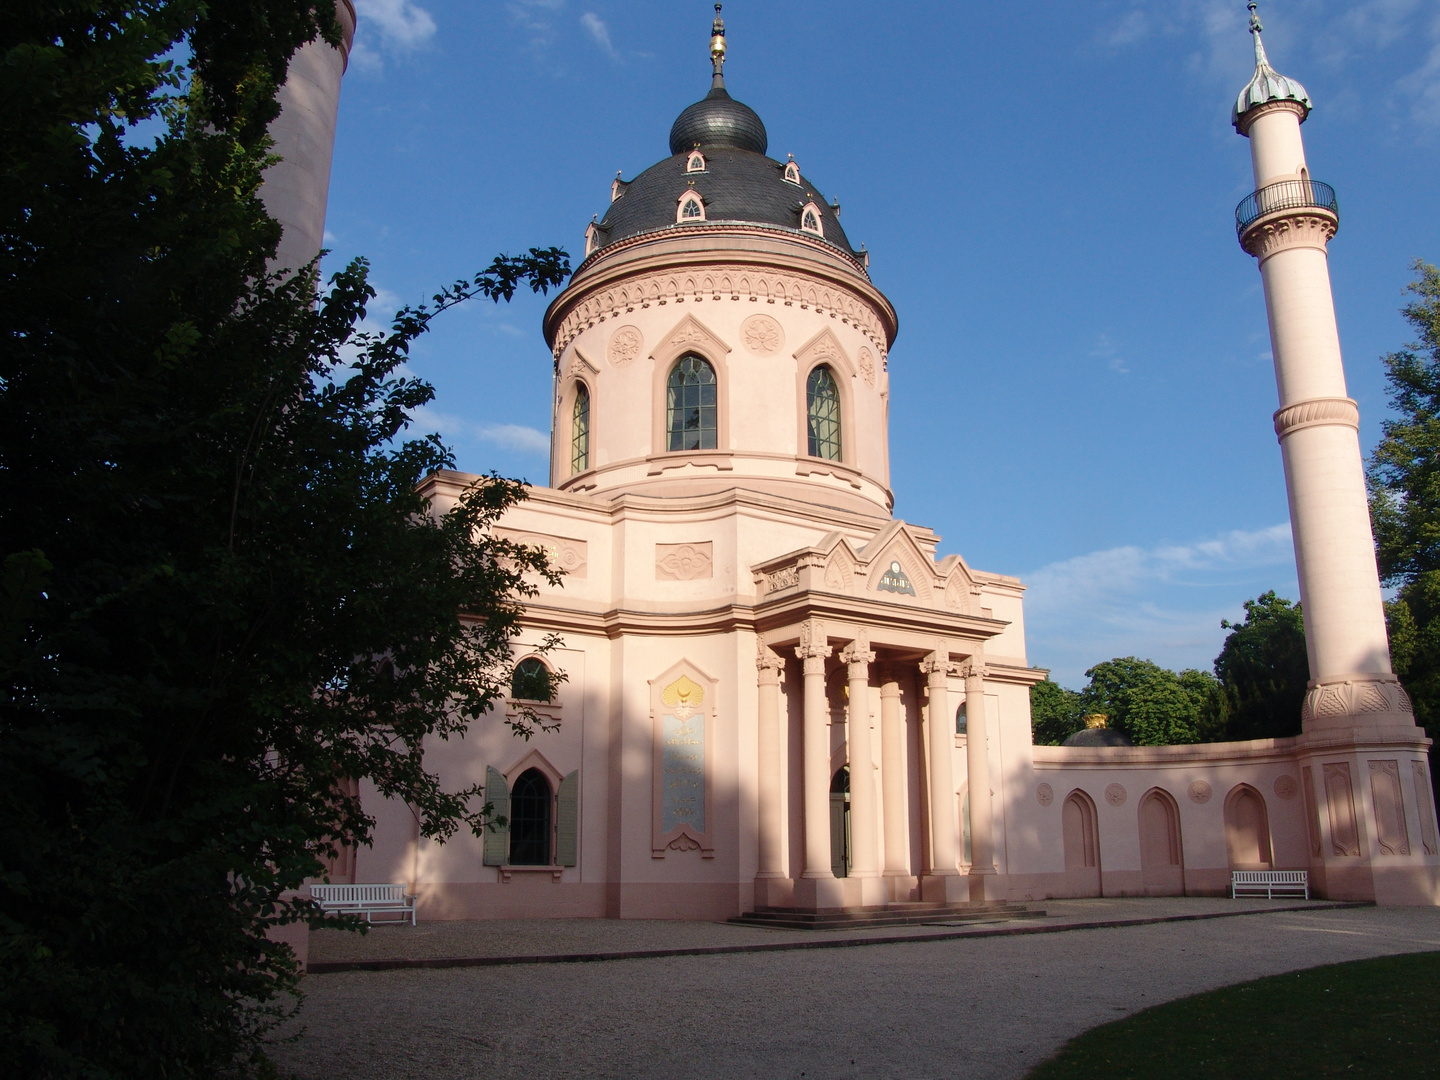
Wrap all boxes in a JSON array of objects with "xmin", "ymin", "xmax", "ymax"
[
  {"xmin": 806, "ymin": 365, "xmax": 842, "ymax": 460},
  {"xmin": 666, "ymin": 355, "xmax": 717, "ymax": 451},
  {"xmin": 571, "ymin": 383, "xmax": 590, "ymax": 474},
  {"xmin": 509, "ymin": 768, "xmax": 552, "ymax": 865}
]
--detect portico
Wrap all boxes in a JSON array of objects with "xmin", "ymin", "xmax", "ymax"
[{"xmin": 748, "ymin": 530, "xmax": 1034, "ymax": 913}]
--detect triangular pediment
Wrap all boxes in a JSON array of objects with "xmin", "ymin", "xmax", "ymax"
[
  {"xmin": 857, "ymin": 521, "xmax": 938, "ymax": 605},
  {"xmin": 793, "ymin": 327, "xmax": 856, "ymax": 378},
  {"xmin": 567, "ymin": 347, "xmax": 601, "ymax": 380},
  {"xmin": 651, "ymin": 314, "xmax": 731, "ymax": 368}
]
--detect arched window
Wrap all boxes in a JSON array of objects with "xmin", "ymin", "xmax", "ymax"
[
  {"xmin": 511, "ymin": 657, "xmax": 554, "ymax": 702},
  {"xmin": 678, "ymin": 191, "xmax": 705, "ymax": 222},
  {"xmin": 666, "ymin": 356, "xmax": 717, "ymax": 451},
  {"xmin": 509, "ymin": 768, "xmax": 552, "ymax": 865},
  {"xmin": 956, "ymin": 702, "xmax": 967, "ymax": 735},
  {"xmin": 806, "ymin": 365, "xmax": 841, "ymax": 460},
  {"xmin": 800, "ymin": 202, "xmax": 823, "ymax": 236},
  {"xmin": 571, "ymin": 383, "xmax": 590, "ymax": 475},
  {"xmin": 783, "ymin": 158, "xmax": 801, "ymax": 185},
  {"xmin": 687, "ymin": 151, "xmax": 706, "ymax": 173}
]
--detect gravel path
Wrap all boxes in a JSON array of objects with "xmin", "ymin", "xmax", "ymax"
[
  {"xmin": 305, "ymin": 897, "xmax": 1351, "ymax": 967},
  {"xmin": 274, "ymin": 905, "xmax": 1440, "ymax": 1080}
]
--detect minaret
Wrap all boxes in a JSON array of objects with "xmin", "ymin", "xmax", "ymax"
[
  {"xmin": 1234, "ymin": 3, "xmax": 1438, "ymax": 904},
  {"xmin": 260, "ymin": 0, "xmax": 356, "ymax": 275}
]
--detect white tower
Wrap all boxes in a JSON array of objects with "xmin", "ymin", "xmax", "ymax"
[
  {"xmin": 260, "ymin": 1, "xmax": 356, "ymax": 275},
  {"xmin": 1234, "ymin": 3, "xmax": 1439, "ymax": 903}
]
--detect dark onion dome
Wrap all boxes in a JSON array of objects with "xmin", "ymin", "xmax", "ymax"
[
  {"xmin": 669, "ymin": 85, "xmax": 767, "ymax": 155},
  {"xmin": 586, "ymin": 7, "xmax": 860, "ymax": 262},
  {"xmin": 1062, "ymin": 727, "xmax": 1135, "ymax": 748},
  {"xmin": 594, "ymin": 147, "xmax": 857, "ymax": 256}
]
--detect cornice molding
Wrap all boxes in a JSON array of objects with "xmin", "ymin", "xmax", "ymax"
[{"xmin": 1241, "ymin": 210, "xmax": 1337, "ymax": 261}]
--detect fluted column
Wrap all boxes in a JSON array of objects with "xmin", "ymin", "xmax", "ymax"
[
  {"xmin": 755, "ymin": 641, "xmax": 786, "ymax": 888},
  {"xmin": 963, "ymin": 655, "xmax": 996, "ymax": 901},
  {"xmin": 840, "ymin": 634, "xmax": 878, "ymax": 881},
  {"xmin": 795, "ymin": 619, "xmax": 833, "ymax": 882},
  {"xmin": 879, "ymin": 668, "xmax": 907, "ymax": 880},
  {"xmin": 920, "ymin": 646, "xmax": 964, "ymax": 902}
]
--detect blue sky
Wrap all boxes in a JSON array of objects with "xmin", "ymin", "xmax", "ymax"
[{"xmin": 321, "ymin": 0, "xmax": 1440, "ymax": 687}]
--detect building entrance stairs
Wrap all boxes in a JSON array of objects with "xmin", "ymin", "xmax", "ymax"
[{"xmin": 729, "ymin": 900, "xmax": 1044, "ymax": 931}]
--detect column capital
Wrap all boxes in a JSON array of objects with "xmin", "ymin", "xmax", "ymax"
[
  {"xmin": 756, "ymin": 639, "xmax": 785, "ymax": 682},
  {"xmin": 794, "ymin": 617, "xmax": 833, "ymax": 662},
  {"xmin": 960, "ymin": 656, "xmax": 988, "ymax": 681},
  {"xmin": 919, "ymin": 654, "xmax": 959, "ymax": 681},
  {"xmin": 840, "ymin": 631, "xmax": 876, "ymax": 671}
]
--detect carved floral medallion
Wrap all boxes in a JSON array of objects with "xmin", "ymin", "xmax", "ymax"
[
  {"xmin": 740, "ymin": 313, "xmax": 784, "ymax": 355},
  {"xmin": 607, "ymin": 325, "xmax": 642, "ymax": 366}
]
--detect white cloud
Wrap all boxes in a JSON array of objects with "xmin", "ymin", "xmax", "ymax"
[
  {"xmin": 478, "ymin": 424, "xmax": 551, "ymax": 454},
  {"xmin": 1089, "ymin": 332, "xmax": 1128, "ymax": 374},
  {"xmin": 509, "ymin": 0, "xmax": 566, "ymax": 52},
  {"xmin": 1023, "ymin": 524, "xmax": 1297, "ymax": 686},
  {"xmin": 411, "ymin": 407, "xmax": 550, "ymax": 457},
  {"xmin": 355, "ymin": 0, "xmax": 437, "ymax": 48},
  {"xmin": 580, "ymin": 12, "xmax": 619, "ymax": 59},
  {"xmin": 351, "ymin": 0, "xmax": 436, "ymax": 72}
]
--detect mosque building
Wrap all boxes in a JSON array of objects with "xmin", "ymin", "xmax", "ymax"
[{"xmin": 267, "ymin": 4, "xmax": 1440, "ymax": 922}]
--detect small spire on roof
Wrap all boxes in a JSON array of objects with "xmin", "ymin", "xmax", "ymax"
[
  {"xmin": 1232, "ymin": 1, "xmax": 1311, "ymax": 132},
  {"xmin": 1248, "ymin": 2, "xmax": 1269, "ymax": 67},
  {"xmin": 710, "ymin": 4, "xmax": 727, "ymax": 89}
]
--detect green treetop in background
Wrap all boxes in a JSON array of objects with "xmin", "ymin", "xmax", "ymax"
[
  {"xmin": 1030, "ymin": 593, "xmax": 1309, "ymax": 746},
  {"xmin": 1213, "ymin": 591, "xmax": 1309, "ymax": 741}
]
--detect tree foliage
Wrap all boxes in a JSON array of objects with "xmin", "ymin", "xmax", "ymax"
[
  {"xmin": 1213, "ymin": 590, "xmax": 1308, "ymax": 741},
  {"xmin": 1029, "ymin": 678, "xmax": 1084, "ymax": 746},
  {"xmin": 0, "ymin": 3, "xmax": 568, "ymax": 1075},
  {"xmin": 1369, "ymin": 260, "xmax": 1440, "ymax": 749},
  {"xmin": 1078, "ymin": 657, "xmax": 1219, "ymax": 746}
]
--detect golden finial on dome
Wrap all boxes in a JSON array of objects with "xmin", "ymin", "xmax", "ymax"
[{"xmin": 710, "ymin": 4, "xmax": 726, "ymax": 84}]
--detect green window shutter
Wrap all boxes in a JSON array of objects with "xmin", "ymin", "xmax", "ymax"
[
  {"xmin": 555, "ymin": 770, "xmax": 579, "ymax": 868},
  {"xmin": 483, "ymin": 766, "xmax": 510, "ymax": 866}
]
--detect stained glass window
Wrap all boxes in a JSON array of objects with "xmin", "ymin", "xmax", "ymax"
[
  {"xmin": 509, "ymin": 769, "xmax": 551, "ymax": 865},
  {"xmin": 666, "ymin": 356, "xmax": 718, "ymax": 451},
  {"xmin": 571, "ymin": 383, "xmax": 590, "ymax": 474},
  {"xmin": 806, "ymin": 365, "xmax": 841, "ymax": 460}
]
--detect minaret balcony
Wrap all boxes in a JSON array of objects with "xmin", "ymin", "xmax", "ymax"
[{"xmin": 1235, "ymin": 179, "xmax": 1338, "ymax": 251}]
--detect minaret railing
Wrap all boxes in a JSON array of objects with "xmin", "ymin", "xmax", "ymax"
[{"xmin": 1235, "ymin": 178, "xmax": 1338, "ymax": 237}]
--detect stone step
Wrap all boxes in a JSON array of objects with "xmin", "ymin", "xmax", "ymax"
[{"xmin": 729, "ymin": 902, "xmax": 1045, "ymax": 931}]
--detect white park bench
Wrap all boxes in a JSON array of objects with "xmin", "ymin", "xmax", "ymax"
[
  {"xmin": 309, "ymin": 883, "xmax": 416, "ymax": 925},
  {"xmin": 1231, "ymin": 870, "xmax": 1309, "ymax": 900}
]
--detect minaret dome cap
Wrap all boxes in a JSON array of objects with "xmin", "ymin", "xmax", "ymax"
[
  {"xmin": 1233, "ymin": 2, "xmax": 1311, "ymax": 132},
  {"xmin": 667, "ymin": 5, "xmax": 768, "ymax": 155}
]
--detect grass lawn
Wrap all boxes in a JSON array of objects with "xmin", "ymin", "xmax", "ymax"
[{"xmin": 1026, "ymin": 950, "xmax": 1440, "ymax": 1079}]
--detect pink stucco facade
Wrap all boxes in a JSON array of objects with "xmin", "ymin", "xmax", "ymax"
[{"xmin": 266, "ymin": 8, "xmax": 1440, "ymax": 925}]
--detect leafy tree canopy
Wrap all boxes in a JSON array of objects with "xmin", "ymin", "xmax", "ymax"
[
  {"xmin": 1079, "ymin": 657, "xmax": 1219, "ymax": 746},
  {"xmin": 1213, "ymin": 590, "xmax": 1309, "ymax": 741},
  {"xmin": 1029, "ymin": 678, "xmax": 1084, "ymax": 746},
  {"xmin": 1, "ymin": 2, "xmax": 568, "ymax": 1075}
]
